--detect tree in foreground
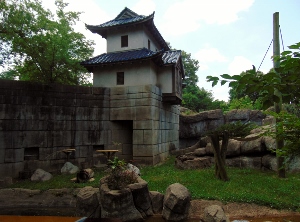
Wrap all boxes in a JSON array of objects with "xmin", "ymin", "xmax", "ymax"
[
  {"xmin": 0, "ymin": 0, "xmax": 94, "ymax": 85},
  {"xmin": 206, "ymin": 121, "xmax": 255, "ymax": 181}
]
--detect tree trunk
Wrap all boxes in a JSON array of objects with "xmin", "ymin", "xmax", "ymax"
[{"xmin": 209, "ymin": 132, "xmax": 229, "ymax": 181}]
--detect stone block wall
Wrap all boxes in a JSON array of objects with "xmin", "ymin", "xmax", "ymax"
[
  {"xmin": 0, "ymin": 80, "xmax": 110, "ymax": 178},
  {"xmin": 0, "ymin": 81, "xmax": 180, "ymax": 178},
  {"xmin": 109, "ymin": 85, "xmax": 179, "ymax": 165}
]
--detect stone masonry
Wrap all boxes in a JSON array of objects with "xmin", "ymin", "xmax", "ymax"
[
  {"xmin": 109, "ymin": 84, "xmax": 179, "ymax": 165},
  {"xmin": 0, "ymin": 80, "xmax": 179, "ymax": 178}
]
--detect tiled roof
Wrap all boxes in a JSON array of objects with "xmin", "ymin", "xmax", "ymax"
[
  {"xmin": 81, "ymin": 48, "xmax": 181, "ymax": 66},
  {"xmin": 94, "ymin": 14, "xmax": 152, "ymax": 29},
  {"xmin": 81, "ymin": 48, "xmax": 161, "ymax": 66},
  {"xmin": 85, "ymin": 8, "xmax": 169, "ymax": 51}
]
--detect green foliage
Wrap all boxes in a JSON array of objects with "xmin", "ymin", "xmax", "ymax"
[
  {"xmin": 181, "ymin": 50, "xmax": 199, "ymax": 87},
  {"xmin": 182, "ymin": 85, "xmax": 217, "ymax": 112},
  {"xmin": 264, "ymin": 111, "xmax": 300, "ymax": 157},
  {"xmin": 106, "ymin": 157, "xmax": 138, "ymax": 190},
  {"xmin": 206, "ymin": 120, "xmax": 256, "ymax": 139},
  {"xmin": 0, "ymin": 0, "xmax": 94, "ymax": 85},
  {"xmin": 228, "ymin": 96, "xmax": 263, "ymax": 110},
  {"xmin": 207, "ymin": 42, "xmax": 300, "ymax": 110}
]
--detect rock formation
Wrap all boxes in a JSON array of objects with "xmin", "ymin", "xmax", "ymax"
[{"xmin": 162, "ymin": 183, "xmax": 191, "ymax": 221}]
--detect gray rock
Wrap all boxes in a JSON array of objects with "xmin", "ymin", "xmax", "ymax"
[
  {"xmin": 99, "ymin": 177, "xmax": 143, "ymax": 222},
  {"xmin": 149, "ymin": 191, "xmax": 164, "ymax": 214},
  {"xmin": 194, "ymin": 148, "xmax": 207, "ymax": 157},
  {"xmin": 162, "ymin": 183, "xmax": 191, "ymax": 221},
  {"xmin": 76, "ymin": 186, "xmax": 100, "ymax": 217},
  {"xmin": 175, "ymin": 155, "xmax": 212, "ymax": 170},
  {"xmin": 31, "ymin": 169, "xmax": 52, "ymax": 182},
  {"xmin": 226, "ymin": 139, "xmax": 241, "ymax": 157},
  {"xmin": 203, "ymin": 205, "xmax": 229, "ymax": 222},
  {"xmin": 128, "ymin": 177, "xmax": 153, "ymax": 218},
  {"xmin": 61, "ymin": 162, "xmax": 79, "ymax": 174},
  {"xmin": 288, "ymin": 156, "xmax": 300, "ymax": 173},
  {"xmin": 262, "ymin": 155, "xmax": 277, "ymax": 171},
  {"xmin": 241, "ymin": 137, "xmax": 263, "ymax": 154},
  {"xmin": 263, "ymin": 136, "xmax": 277, "ymax": 151},
  {"xmin": 127, "ymin": 163, "xmax": 141, "ymax": 176}
]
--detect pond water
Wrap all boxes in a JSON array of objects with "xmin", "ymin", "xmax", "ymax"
[{"xmin": 1, "ymin": 215, "xmax": 300, "ymax": 222}]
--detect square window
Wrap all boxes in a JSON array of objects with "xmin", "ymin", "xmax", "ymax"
[
  {"xmin": 121, "ymin": 35, "xmax": 128, "ymax": 47},
  {"xmin": 117, "ymin": 72, "xmax": 124, "ymax": 85}
]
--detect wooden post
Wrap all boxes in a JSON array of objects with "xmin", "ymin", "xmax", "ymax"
[{"xmin": 273, "ymin": 12, "xmax": 285, "ymax": 178}]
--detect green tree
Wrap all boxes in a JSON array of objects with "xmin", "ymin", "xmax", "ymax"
[
  {"xmin": 182, "ymin": 85, "xmax": 218, "ymax": 112},
  {"xmin": 207, "ymin": 42, "xmax": 300, "ymax": 178},
  {"xmin": 181, "ymin": 50, "xmax": 199, "ymax": 87},
  {"xmin": 206, "ymin": 121, "xmax": 256, "ymax": 181},
  {"xmin": 0, "ymin": 0, "xmax": 94, "ymax": 85}
]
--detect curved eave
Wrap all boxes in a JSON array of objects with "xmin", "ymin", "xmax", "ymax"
[
  {"xmin": 81, "ymin": 51, "xmax": 164, "ymax": 72},
  {"xmin": 86, "ymin": 13, "xmax": 154, "ymax": 39}
]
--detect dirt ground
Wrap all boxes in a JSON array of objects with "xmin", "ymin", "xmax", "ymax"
[{"xmin": 189, "ymin": 199, "xmax": 300, "ymax": 220}]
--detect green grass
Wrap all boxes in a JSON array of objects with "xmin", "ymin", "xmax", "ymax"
[{"xmin": 5, "ymin": 156, "xmax": 300, "ymax": 211}]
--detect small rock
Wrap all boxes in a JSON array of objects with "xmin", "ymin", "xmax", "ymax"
[
  {"xmin": 127, "ymin": 163, "xmax": 141, "ymax": 176},
  {"xmin": 203, "ymin": 205, "xmax": 229, "ymax": 222},
  {"xmin": 61, "ymin": 162, "xmax": 79, "ymax": 174},
  {"xmin": 31, "ymin": 169, "xmax": 52, "ymax": 182}
]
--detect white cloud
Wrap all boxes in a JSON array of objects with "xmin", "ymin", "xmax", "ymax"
[
  {"xmin": 228, "ymin": 56, "xmax": 253, "ymax": 75},
  {"xmin": 132, "ymin": 0, "xmax": 156, "ymax": 15},
  {"xmin": 195, "ymin": 47, "xmax": 227, "ymax": 71},
  {"xmin": 160, "ymin": 0, "xmax": 254, "ymax": 36},
  {"xmin": 195, "ymin": 47, "xmax": 227, "ymax": 63}
]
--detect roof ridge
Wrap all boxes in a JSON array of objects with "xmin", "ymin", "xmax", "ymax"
[{"xmin": 115, "ymin": 7, "xmax": 140, "ymax": 20}]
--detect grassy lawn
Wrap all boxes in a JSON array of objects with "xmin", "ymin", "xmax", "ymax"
[{"xmin": 6, "ymin": 156, "xmax": 300, "ymax": 211}]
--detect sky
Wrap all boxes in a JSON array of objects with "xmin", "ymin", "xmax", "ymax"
[{"xmin": 41, "ymin": 0, "xmax": 300, "ymax": 102}]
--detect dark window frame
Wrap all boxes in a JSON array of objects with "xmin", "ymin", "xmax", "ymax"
[
  {"xmin": 117, "ymin": 72, "xmax": 124, "ymax": 85},
  {"xmin": 121, "ymin": 35, "xmax": 128, "ymax": 47}
]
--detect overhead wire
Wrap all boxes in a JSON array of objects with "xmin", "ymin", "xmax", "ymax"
[
  {"xmin": 279, "ymin": 25, "xmax": 285, "ymax": 51},
  {"xmin": 257, "ymin": 39, "xmax": 273, "ymax": 73}
]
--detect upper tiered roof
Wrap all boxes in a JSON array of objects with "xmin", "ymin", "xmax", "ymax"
[{"xmin": 85, "ymin": 7, "xmax": 170, "ymax": 51}]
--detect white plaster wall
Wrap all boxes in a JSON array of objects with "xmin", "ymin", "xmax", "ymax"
[
  {"xmin": 93, "ymin": 61, "xmax": 157, "ymax": 87},
  {"xmin": 106, "ymin": 24, "xmax": 161, "ymax": 53},
  {"xmin": 157, "ymin": 66, "xmax": 173, "ymax": 93}
]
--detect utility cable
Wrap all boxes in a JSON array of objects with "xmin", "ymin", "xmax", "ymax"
[
  {"xmin": 279, "ymin": 25, "xmax": 285, "ymax": 51},
  {"xmin": 257, "ymin": 39, "xmax": 273, "ymax": 73}
]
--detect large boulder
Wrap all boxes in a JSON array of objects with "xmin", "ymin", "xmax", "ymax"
[
  {"xmin": 175, "ymin": 155, "xmax": 212, "ymax": 170},
  {"xmin": 61, "ymin": 162, "xmax": 79, "ymax": 174},
  {"xmin": 76, "ymin": 186, "xmax": 100, "ymax": 217},
  {"xmin": 162, "ymin": 183, "xmax": 191, "ymax": 221},
  {"xmin": 226, "ymin": 139, "xmax": 242, "ymax": 157},
  {"xmin": 31, "ymin": 169, "xmax": 52, "ymax": 182},
  {"xmin": 241, "ymin": 136, "xmax": 264, "ymax": 154},
  {"xmin": 203, "ymin": 205, "xmax": 229, "ymax": 222}
]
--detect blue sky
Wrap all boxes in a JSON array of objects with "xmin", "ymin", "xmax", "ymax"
[{"xmin": 42, "ymin": 0, "xmax": 300, "ymax": 101}]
